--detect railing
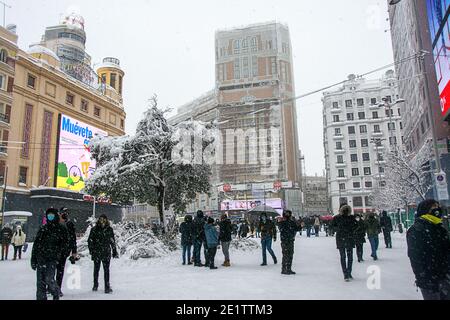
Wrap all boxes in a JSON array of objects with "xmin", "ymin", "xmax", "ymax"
[{"xmin": 0, "ymin": 113, "xmax": 9, "ymax": 124}]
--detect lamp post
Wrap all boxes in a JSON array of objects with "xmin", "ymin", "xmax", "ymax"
[{"xmin": 389, "ymin": 0, "xmax": 443, "ymax": 174}]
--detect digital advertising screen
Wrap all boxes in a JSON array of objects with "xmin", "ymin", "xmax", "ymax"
[
  {"xmin": 427, "ymin": 0, "xmax": 450, "ymax": 117},
  {"xmin": 55, "ymin": 114, "xmax": 107, "ymax": 192}
]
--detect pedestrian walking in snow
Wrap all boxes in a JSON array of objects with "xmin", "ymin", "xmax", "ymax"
[
  {"xmin": 1, "ymin": 223, "xmax": 13, "ymax": 260},
  {"xmin": 380, "ymin": 211, "xmax": 393, "ymax": 249},
  {"xmin": 259, "ymin": 213, "xmax": 278, "ymax": 266},
  {"xmin": 407, "ymin": 199, "xmax": 450, "ymax": 300},
  {"xmin": 56, "ymin": 207, "xmax": 78, "ymax": 297},
  {"xmin": 31, "ymin": 208, "xmax": 69, "ymax": 300},
  {"xmin": 231, "ymin": 221, "xmax": 239, "ymax": 238},
  {"xmin": 278, "ymin": 210, "xmax": 299, "ymax": 275},
  {"xmin": 219, "ymin": 214, "xmax": 232, "ymax": 267},
  {"xmin": 193, "ymin": 210, "xmax": 207, "ymax": 267},
  {"xmin": 204, "ymin": 217, "xmax": 219, "ymax": 270},
  {"xmin": 354, "ymin": 214, "xmax": 366, "ymax": 263},
  {"xmin": 366, "ymin": 212, "xmax": 381, "ymax": 261},
  {"xmin": 12, "ymin": 225, "xmax": 26, "ymax": 260},
  {"xmin": 330, "ymin": 204, "xmax": 357, "ymax": 281},
  {"xmin": 179, "ymin": 215, "xmax": 194, "ymax": 265},
  {"xmin": 314, "ymin": 216, "xmax": 321, "ymax": 237},
  {"xmin": 305, "ymin": 217, "xmax": 313, "ymax": 238},
  {"xmin": 88, "ymin": 214, "xmax": 118, "ymax": 294},
  {"xmin": 239, "ymin": 220, "xmax": 250, "ymax": 239}
]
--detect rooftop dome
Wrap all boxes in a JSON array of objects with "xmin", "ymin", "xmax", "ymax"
[{"xmin": 28, "ymin": 45, "xmax": 60, "ymax": 61}]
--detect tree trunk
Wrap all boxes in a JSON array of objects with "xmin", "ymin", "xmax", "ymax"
[{"xmin": 157, "ymin": 185, "xmax": 166, "ymax": 234}]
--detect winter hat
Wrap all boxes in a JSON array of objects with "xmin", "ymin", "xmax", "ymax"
[
  {"xmin": 207, "ymin": 217, "xmax": 215, "ymax": 224},
  {"xmin": 416, "ymin": 199, "xmax": 439, "ymax": 217},
  {"xmin": 197, "ymin": 210, "xmax": 204, "ymax": 218},
  {"xmin": 99, "ymin": 214, "xmax": 108, "ymax": 220},
  {"xmin": 283, "ymin": 210, "xmax": 293, "ymax": 218},
  {"xmin": 339, "ymin": 205, "xmax": 352, "ymax": 216},
  {"xmin": 184, "ymin": 215, "xmax": 193, "ymax": 222}
]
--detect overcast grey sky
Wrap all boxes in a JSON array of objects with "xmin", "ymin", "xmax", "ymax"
[{"xmin": 10, "ymin": 0, "xmax": 394, "ymax": 176}]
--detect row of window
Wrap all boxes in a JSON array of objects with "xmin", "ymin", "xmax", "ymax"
[
  {"xmin": 335, "ymin": 137, "xmax": 398, "ymax": 150},
  {"xmin": 333, "ymin": 122, "xmax": 401, "ymax": 135},
  {"xmin": 332, "ymin": 110, "xmax": 400, "ymax": 123},
  {"xmin": 337, "ymin": 167, "xmax": 374, "ymax": 177},
  {"xmin": 332, "ymin": 96, "xmax": 396, "ymax": 109},
  {"xmin": 336, "ymin": 152, "xmax": 382, "ymax": 163},
  {"xmin": 26, "ymin": 73, "xmax": 125, "ymax": 129},
  {"xmin": 339, "ymin": 181, "xmax": 374, "ymax": 190},
  {"xmin": 338, "ymin": 196, "xmax": 373, "ymax": 208}
]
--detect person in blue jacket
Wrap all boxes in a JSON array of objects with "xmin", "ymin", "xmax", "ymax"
[{"xmin": 204, "ymin": 217, "xmax": 219, "ymax": 270}]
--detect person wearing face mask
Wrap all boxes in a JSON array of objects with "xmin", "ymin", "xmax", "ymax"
[
  {"xmin": 353, "ymin": 214, "xmax": 367, "ymax": 263},
  {"xmin": 259, "ymin": 213, "xmax": 278, "ymax": 266},
  {"xmin": 11, "ymin": 225, "xmax": 26, "ymax": 260},
  {"xmin": 55, "ymin": 207, "xmax": 78, "ymax": 297},
  {"xmin": 31, "ymin": 208, "xmax": 69, "ymax": 300},
  {"xmin": 407, "ymin": 199, "xmax": 450, "ymax": 300},
  {"xmin": 278, "ymin": 210, "xmax": 299, "ymax": 275},
  {"xmin": 88, "ymin": 214, "xmax": 118, "ymax": 294}
]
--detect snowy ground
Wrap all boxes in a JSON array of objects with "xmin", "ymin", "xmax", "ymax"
[{"xmin": 0, "ymin": 232, "xmax": 421, "ymax": 300}]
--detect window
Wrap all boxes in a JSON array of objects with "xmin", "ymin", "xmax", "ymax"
[
  {"xmin": 351, "ymin": 154, "xmax": 358, "ymax": 162},
  {"xmin": 339, "ymin": 197, "xmax": 348, "ymax": 205},
  {"xmin": 358, "ymin": 112, "xmax": 365, "ymax": 120},
  {"xmin": 352, "ymin": 168, "xmax": 359, "ymax": 176},
  {"xmin": 234, "ymin": 40, "xmax": 240, "ymax": 54},
  {"xmin": 336, "ymin": 141, "xmax": 342, "ymax": 150},
  {"xmin": 81, "ymin": 99, "xmax": 89, "ymax": 112},
  {"xmin": 271, "ymin": 57, "xmax": 277, "ymax": 75},
  {"xmin": 333, "ymin": 115, "xmax": 340, "ymax": 123},
  {"xmin": 119, "ymin": 75, "xmax": 123, "ymax": 95},
  {"xmin": 332, "ymin": 102, "xmax": 339, "ymax": 109},
  {"xmin": 348, "ymin": 126, "xmax": 355, "ymax": 134},
  {"xmin": 251, "ymin": 37, "xmax": 257, "ymax": 52},
  {"xmin": 353, "ymin": 182, "xmax": 361, "ymax": 188},
  {"xmin": 370, "ymin": 98, "xmax": 377, "ymax": 105},
  {"xmin": 379, "ymin": 166, "xmax": 385, "ymax": 174},
  {"xmin": 379, "ymin": 181, "xmax": 386, "ymax": 187},
  {"xmin": 400, "ymin": 122, "xmax": 403, "ymax": 130},
  {"xmin": 361, "ymin": 139, "xmax": 369, "ymax": 147},
  {"xmin": 388, "ymin": 122, "xmax": 396, "ymax": 131},
  {"xmin": 357, "ymin": 98, "xmax": 364, "ymax": 107},
  {"xmin": 234, "ymin": 58, "xmax": 240, "ymax": 79},
  {"xmin": 94, "ymin": 106, "xmax": 101, "ymax": 117},
  {"xmin": 385, "ymin": 109, "xmax": 394, "ymax": 117},
  {"xmin": 345, "ymin": 100, "xmax": 353, "ymax": 108},
  {"xmin": 335, "ymin": 128, "xmax": 341, "ymax": 136},
  {"xmin": 337, "ymin": 155, "xmax": 344, "ymax": 164},
  {"xmin": 27, "ymin": 74, "xmax": 36, "ymax": 89},
  {"xmin": 372, "ymin": 111, "xmax": 378, "ymax": 119},
  {"xmin": 19, "ymin": 167, "xmax": 27, "ymax": 185},
  {"xmin": 242, "ymin": 39, "xmax": 248, "ymax": 53},
  {"xmin": 66, "ymin": 92, "xmax": 74, "ymax": 105},
  {"xmin": 242, "ymin": 57, "xmax": 249, "ymax": 78},
  {"xmin": 0, "ymin": 74, "xmax": 5, "ymax": 91},
  {"xmin": 374, "ymin": 124, "xmax": 381, "ymax": 133},
  {"xmin": 389, "ymin": 136, "xmax": 397, "ymax": 145},
  {"xmin": 362, "ymin": 153, "xmax": 370, "ymax": 161},
  {"xmin": 360, "ymin": 125, "xmax": 367, "ymax": 134},
  {"xmin": 338, "ymin": 169, "xmax": 345, "ymax": 178},
  {"xmin": 385, "ymin": 96, "xmax": 392, "ymax": 103},
  {"xmin": 398, "ymin": 108, "xmax": 401, "ymax": 116},
  {"xmin": 252, "ymin": 56, "xmax": 258, "ymax": 77},
  {"xmin": 349, "ymin": 140, "xmax": 357, "ymax": 148},
  {"xmin": 365, "ymin": 181, "xmax": 373, "ymax": 188},
  {"xmin": 110, "ymin": 73, "xmax": 117, "ymax": 89},
  {"xmin": 347, "ymin": 113, "xmax": 354, "ymax": 121},
  {"xmin": 101, "ymin": 73, "xmax": 107, "ymax": 84},
  {"xmin": 120, "ymin": 119, "xmax": 124, "ymax": 129},
  {"xmin": 364, "ymin": 167, "xmax": 372, "ymax": 176},
  {"xmin": 0, "ymin": 49, "xmax": 7, "ymax": 63},
  {"xmin": 377, "ymin": 153, "xmax": 384, "ymax": 161},
  {"xmin": 353, "ymin": 197, "xmax": 363, "ymax": 207},
  {"xmin": 339, "ymin": 183, "xmax": 346, "ymax": 190}
]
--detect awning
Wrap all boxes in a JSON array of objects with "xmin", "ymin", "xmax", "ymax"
[{"xmin": 2, "ymin": 211, "xmax": 33, "ymax": 217}]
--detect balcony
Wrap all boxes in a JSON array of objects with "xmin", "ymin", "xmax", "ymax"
[
  {"xmin": 334, "ymin": 148, "xmax": 346, "ymax": 154},
  {"xmin": 0, "ymin": 113, "xmax": 10, "ymax": 127},
  {"xmin": 371, "ymin": 131, "xmax": 383, "ymax": 137},
  {"xmin": 333, "ymin": 134, "xmax": 344, "ymax": 140},
  {"xmin": 335, "ymin": 162, "xmax": 347, "ymax": 168},
  {"xmin": 331, "ymin": 107, "xmax": 342, "ymax": 113},
  {"xmin": 337, "ymin": 176, "xmax": 348, "ymax": 181},
  {"xmin": 369, "ymin": 104, "xmax": 381, "ymax": 110},
  {"xmin": 0, "ymin": 145, "xmax": 7, "ymax": 157}
]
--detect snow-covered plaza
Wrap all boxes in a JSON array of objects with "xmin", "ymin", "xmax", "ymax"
[{"xmin": 0, "ymin": 232, "xmax": 421, "ymax": 300}]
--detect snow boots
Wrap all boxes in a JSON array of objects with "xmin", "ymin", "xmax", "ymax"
[
  {"xmin": 105, "ymin": 286, "xmax": 113, "ymax": 294},
  {"xmin": 222, "ymin": 260, "xmax": 231, "ymax": 267}
]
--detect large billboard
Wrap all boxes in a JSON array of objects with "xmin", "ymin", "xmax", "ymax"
[
  {"xmin": 427, "ymin": 0, "xmax": 450, "ymax": 117},
  {"xmin": 56, "ymin": 114, "xmax": 107, "ymax": 192},
  {"xmin": 220, "ymin": 198, "xmax": 284, "ymax": 214}
]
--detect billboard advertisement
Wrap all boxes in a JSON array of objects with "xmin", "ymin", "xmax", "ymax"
[
  {"xmin": 56, "ymin": 114, "xmax": 107, "ymax": 192},
  {"xmin": 427, "ymin": 0, "xmax": 450, "ymax": 117},
  {"xmin": 220, "ymin": 198, "xmax": 284, "ymax": 214}
]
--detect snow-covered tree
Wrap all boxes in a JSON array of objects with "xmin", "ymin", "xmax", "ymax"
[
  {"xmin": 85, "ymin": 96, "xmax": 214, "ymax": 230},
  {"xmin": 371, "ymin": 142, "xmax": 433, "ymax": 211}
]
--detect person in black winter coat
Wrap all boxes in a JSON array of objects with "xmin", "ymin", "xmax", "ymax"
[
  {"xmin": 192, "ymin": 210, "xmax": 208, "ymax": 267},
  {"xmin": 88, "ymin": 214, "xmax": 118, "ymax": 294},
  {"xmin": 278, "ymin": 210, "xmax": 299, "ymax": 275},
  {"xmin": 380, "ymin": 211, "xmax": 393, "ymax": 249},
  {"xmin": 354, "ymin": 214, "xmax": 366, "ymax": 263},
  {"xmin": 330, "ymin": 204, "xmax": 357, "ymax": 281},
  {"xmin": 0, "ymin": 224, "xmax": 13, "ymax": 260},
  {"xmin": 407, "ymin": 199, "xmax": 450, "ymax": 300},
  {"xmin": 219, "ymin": 214, "xmax": 232, "ymax": 267},
  {"xmin": 179, "ymin": 215, "xmax": 194, "ymax": 265},
  {"xmin": 55, "ymin": 207, "xmax": 78, "ymax": 296},
  {"xmin": 259, "ymin": 213, "xmax": 278, "ymax": 266},
  {"xmin": 239, "ymin": 220, "xmax": 250, "ymax": 238},
  {"xmin": 31, "ymin": 208, "xmax": 69, "ymax": 300}
]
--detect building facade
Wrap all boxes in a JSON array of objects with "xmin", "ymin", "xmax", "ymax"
[
  {"xmin": 303, "ymin": 175, "xmax": 328, "ymax": 216},
  {"xmin": 0, "ymin": 14, "xmax": 126, "ymax": 236},
  {"xmin": 323, "ymin": 71, "xmax": 403, "ymax": 214},
  {"xmin": 169, "ymin": 22, "xmax": 302, "ymax": 216}
]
